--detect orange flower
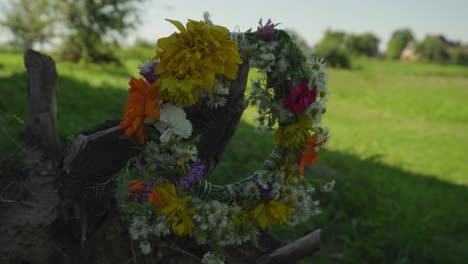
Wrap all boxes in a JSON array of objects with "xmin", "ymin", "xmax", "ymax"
[
  {"xmin": 129, "ymin": 179, "xmax": 144, "ymax": 193},
  {"xmin": 120, "ymin": 78, "xmax": 162, "ymax": 144},
  {"xmin": 147, "ymin": 188, "xmax": 162, "ymax": 204},
  {"xmin": 298, "ymin": 135, "xmax": 323, "ymax": 175}
]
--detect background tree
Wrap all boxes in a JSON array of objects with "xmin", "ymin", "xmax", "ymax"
[
  {"xmin": 450, "ymin": 46, "xmax": 468, "ymax": 66},
  {"xmin": 345, "ymin": 32, "xmax": 380, "ymax": 57},
  {"xmin": 386, "ymin": 28, "xmax": 415, "ymax": 60},
  {"xmin": 0, "ymin": 0, "xmax": 57, "ymax": 51},
  {"xmin": 58, "ymin": 0, "xmax": 142, "ymax": 64},
  {"xmin": 315, "ymin": 30, "xmax": 351, "ymax": 68},
  {"xmin": 416, "ymin": 36, "xmax": 450, "ymax": 63}
]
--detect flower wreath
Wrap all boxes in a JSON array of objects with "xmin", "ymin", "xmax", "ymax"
[{"xmin": 118, "ymin": 13, "xmax": 332, "ymax": 263}]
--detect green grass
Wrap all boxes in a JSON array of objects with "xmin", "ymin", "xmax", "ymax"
[{"xmin": 1, "ymin": 50, "xmax": 467, "ymax": 263}]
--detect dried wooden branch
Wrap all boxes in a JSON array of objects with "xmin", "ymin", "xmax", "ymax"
[{"xmin": 259, "ymin": 229, "xmax": 322, "ymax": 264}]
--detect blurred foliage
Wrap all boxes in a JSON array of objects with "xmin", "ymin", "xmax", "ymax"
[
  {"xmin": 416, "ymin": 36, "xmax": 450, "ymax": 63},
  {"xmin": 284, "ymin": 28, "xmax": 310, "ymax": 49},
  {"xmin": 345, "ymin": 33, "xmax": 379, "ymax": 57},
  {"xmin": 57, "ymin": 0, "xmax": 143, "ymax": 64},
  {"xmin": 134, "ymin": 38, "xmax": 155, "ymax": 49},
  {"xmin": 386, "ymin": 28, "xmax": 415, "ymax": 60},
  {"xmin": 315, "ymin": 30, "xmax": 351, "ymax": 69},
  {"xmin": 450, "ymin": 46, "xmax": 468, "ymax": 66},
  {"xmin": 314, "ymin": 30, "xmax": 380, "ymax": 68},
  {"xmin": 0, "ymin": 0, "xmax": 57, "ymax": 51}
]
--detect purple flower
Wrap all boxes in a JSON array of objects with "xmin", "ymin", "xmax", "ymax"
[
  {"xmin": 258, "ymin": 183, "xmax": 272, "ymax": 200},
  {"xmin": 140, "ymin": 181, "xmax": 157, "ymax": 201},
  {"xmin": 257, "ymin": 18, "xmax": 276, "ymax": 42},
  {"xmin": 178, "ymin": 159, "xmax": 205, "ymax": 189},
  {"xmin": 139, "ymin": 60, "xmax": 159, "ymax": 83}
]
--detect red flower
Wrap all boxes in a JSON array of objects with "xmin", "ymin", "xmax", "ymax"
[{"xmin": 284, "ymin": 80, "xmax": 317, "ymax": 113}]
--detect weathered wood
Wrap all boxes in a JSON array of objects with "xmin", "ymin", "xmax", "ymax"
[
  {"xmin": 186, "ymin": 56, "xmax": 250, "ymax": 175},
  {"xmin": 0, "ymin": 149, "xmax": 60, "ymax": 263},
  {"xmin": 260, "ymin": 229, "xmax": 321, "ymax": 264},
  {"xmin": 23, "ymin": 49, "xmax": 60, "ymax": 151},
  {"xmin": 2, "ymin": 51, "xmax": 322, "ymax": 263}
]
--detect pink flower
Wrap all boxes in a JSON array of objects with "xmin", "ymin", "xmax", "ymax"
[
  {"xmin": 257, "ymin": 18, "xmax": 276, "ymax": 42},
  {"xmin": 284, "ymin": 80, "xmax": 318, "ymax": 113}
]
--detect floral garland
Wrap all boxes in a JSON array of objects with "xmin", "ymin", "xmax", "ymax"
[{"xmin": 118, "ymin": 13, "xmax": 333, "ymax": 264}]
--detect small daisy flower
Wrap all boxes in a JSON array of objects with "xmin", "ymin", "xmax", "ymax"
[
  {"xmin": 244, "ymin": 181, "xmax": 260, "ymax": 198},
  {"xmin": 139, "ymin": 240, "xmax": 152, "ymax": 255}
]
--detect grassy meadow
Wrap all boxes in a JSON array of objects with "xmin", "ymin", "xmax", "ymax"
[{"xmin": 1, "ymin": 49, "xmax": 467, "ymax": 263}]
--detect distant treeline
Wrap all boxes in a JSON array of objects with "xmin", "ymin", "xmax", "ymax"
[{"xmin": 313, "ymin": 28, "xmax": 468, "ymax": 68}]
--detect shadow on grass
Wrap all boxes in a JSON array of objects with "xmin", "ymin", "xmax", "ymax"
[
  {"xmin": 213, "ymin": 120, "xmax": 468, "ymax": 264},
  {"xmin": 0, "ymin": 72, "xmax": 128, "ymax": 151}
]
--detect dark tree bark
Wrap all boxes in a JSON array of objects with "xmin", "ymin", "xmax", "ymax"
[{"xmin": 0, "ymin": 50, "xmax": 321, "ymax": 264}]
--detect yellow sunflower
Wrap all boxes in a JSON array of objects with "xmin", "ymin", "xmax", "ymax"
[{"xmin": 155, "ymin": 19, "xmax": 243, "ymax": 106}]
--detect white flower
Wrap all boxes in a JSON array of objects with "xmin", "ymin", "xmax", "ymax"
[
  {"xmin": 308, "ymin": 57, "xmax": 326, "ymax": 72},
  {"xmin": 322, "ymin": 180, "xmax": 336, "ymax": 192},
  {"xmin": 148, "ymin": 215, "xmax": 171, "ymax": 237},
  {"xmin": 207, "ymin": 96, "xmax": 227, "ymax": 108},
  {"xmin": 155, "ymin": 103, "xmax": 193, "ymax": 143},
  {"xmin": 201, "ymin": 251, "xmax": 225, "ymax": 264},
  {"xmin": 129, "ymin": 216, "xmax": 149, "ymax": 240},
  {"xmin": 256, "ymin": 170, "xmax": 270, "ymax": 189},
  {"xmin": 172, "ymin": 144, "xmax": 198, "ymax": 161},
  {"xmin": 212, "ymin": 80, "xmax": 230, "ymax": 95},
  {"xmin": 139, "ymin": 240, "xmax": 152, "ymax": 255},
  {"xmin": 244, "ymin": 181, "xmax": 259, "ymax": 198}
]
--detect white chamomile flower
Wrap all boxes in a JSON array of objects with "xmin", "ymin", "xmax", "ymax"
[
  {"xmin": 201, "ymin": 251, "xmax": 225, "ymax": 264},
  {"xmin": 281, "ymin": 185, "xmax": 298, "ymax": 203},
  {"xmin": 213, "ymin": 80, "xmax": 230, "ymax": 95},
  {"xmin": 322, "ymin": 180, "xmax": 336, "ymax": 192},
  {"xmin": 207, "ymin": 95, "xmax": 227, "ymax": 108},
  {"xmin": 172, "ymin": 144, "xmax": 198, "ymax": 161},
  {"xmin": 155, "ymin": 103, "xmax": 193, "ymax": 143},
  {"xmin": 207, "ymin": 200, "xmax": 225, "ymax": 225},
  {"xmin": 144, "ymin": 141, "xmax": 159, "ymax": 156},
  {"xmin": 270, "ymin": 182, "xmax": 282, "ymax": 200},
  {"xmin": 256, "ymin": 170, "xmax": 270, "ymax": 189},
  {"xmin": 309, "ymin": 57, "xmax": 326, "ymax": 72},
  {"xmin": 149, "ymin": 216, "xmax": 171, "ymax": 237},
  {"xmin": 139, "ymin": 240, "xmax": 152, "ymax": 255},
  {"xmin": 244, "ymin": 181, "xmax": 259, "ymax": 198},
  {"xmin": 129, "ymin": 216, "xmax": 149, "ymax": 240}
]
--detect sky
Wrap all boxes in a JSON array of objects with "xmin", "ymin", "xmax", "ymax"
[
  {"xmin": 1, "ymin": 0, "xmax": 468, "ymax": 51},
  {"xmin": 133, "ymin": 0, "xmax": 468, "ymax": 50}
]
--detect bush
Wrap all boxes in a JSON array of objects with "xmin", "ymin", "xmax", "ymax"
[
  {"xmin": 315, "ymin": 41, "xmax": 351, "ymax": 69},
  {"xmin": 345, "ymin": 33, "xmax": 380, "ymax": 57},
  {"xmin": 416, "ymin": 36, "xmax": 450, "ymax": 63},
  {"xmin": 451, "ymin": 47, "xmax": 468, "ymax": 66}
]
